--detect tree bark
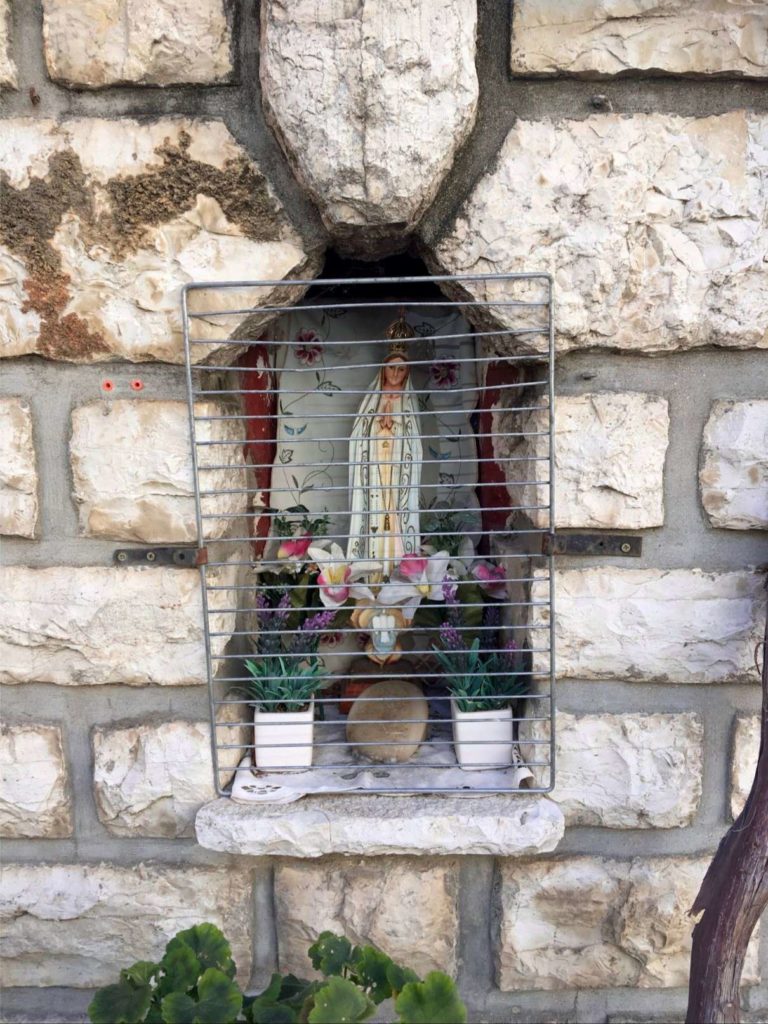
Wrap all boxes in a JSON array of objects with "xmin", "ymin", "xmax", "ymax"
[{"xmin": 686, "ymin": 580, "xmax": 768, "ymax": 1024}]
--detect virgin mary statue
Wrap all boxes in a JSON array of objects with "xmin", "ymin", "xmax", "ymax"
[{"xmin": 347, "ymin": 320, "xmax": 422, "ymax": 578}]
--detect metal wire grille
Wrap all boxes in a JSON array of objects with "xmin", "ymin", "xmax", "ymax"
[{"xmin": 182, "ymin": 272, "xmax": 555, "ymax": 797}]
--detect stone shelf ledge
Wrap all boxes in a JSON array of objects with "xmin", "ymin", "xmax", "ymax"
[{"xmin": 195, "ymin": 794, "xmax": 564, "ymax": 858}]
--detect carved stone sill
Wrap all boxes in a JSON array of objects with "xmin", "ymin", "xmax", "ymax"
[{"xmin": 195, "ymin": 794, "xmax": 564, "ymax": 858}]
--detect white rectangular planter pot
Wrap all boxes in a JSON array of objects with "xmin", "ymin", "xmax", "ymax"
[
  {"xmin": 253, "ymin": 700, "xmax": 315, "ymax": 771},
  {"xmin": 451, "ymin": 699, "xmax": 513, "ymax": 770}
]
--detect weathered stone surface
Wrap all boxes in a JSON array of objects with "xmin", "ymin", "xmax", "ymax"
[
  {"xmin": 429, "ymin": 112, "xmax": 768, "ymax": 354},
  {"xmin": 0, "ymin": 118, "xmax": 319, "ymax": 364},
  {"xmin": 510, "ymin": 1, "xmax": 768, "ymax": 78},
  {"xmin": 93, "ymin": 721, "xmax": 215, "ymax": 837},
  {"xmin": 731, "ymin": 713, "xmax": 760, "ymax": 819},
  {"xmin": 196, "ymin": 793, "xmax": 564, "ymax": 857},
  {"xmin": 520, "ymin": 712, "xmax": 703, "ymax": 828},
  {"xmin": 346, "ymin": 680, "xmax": 428, "ymax": 763},
  {"xmin": 260, "ymin": 0, "xmax": 478, "ymax": 251},
  {"xmin": 504, "ymin": 393, "xmax": 669, "ymax": 529},
  {"xmin": 276, "ymin": 857, "xmax": 458, "ymax": 977},
  {"xmin": 0, "ymin": 561, "xmax": 240, "ymax": 685},
  {"xmin": 71, "ymin": 399, "xmax": 247, "ymax": 542},
  {"xmin": 700, "ymin": 399, "xmax": 768, "ymax": 530},
  {"xmin": 0, "ymin": 0, "xmax": 15, "ymax": 89},
  {"xmin": 0, "ymin": 863, "xmax": 252, "ymax": 987},
  {"xmin": 0, "ymin": 724, "xmax": 73, "ymax": 838},
  {"xmin": 0, "ymin": 398, "xmax": 38, "ymax": 538},
  {"xmin": 43, "ymin": 0, "xmax": 233, "ymax": 87},
  {"xmin": 532, "ymin": 569, "xmax": 764, "ymax": 684},
  {"xmin": 497, "ymin": 856, "xmax": 760, "ymax": 990}
]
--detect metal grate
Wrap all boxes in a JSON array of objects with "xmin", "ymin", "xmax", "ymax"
[{"xmin": 182, "ymin": 272, "xmax": 555, "ymax": 798}]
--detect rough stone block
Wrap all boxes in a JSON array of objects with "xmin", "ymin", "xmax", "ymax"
[
  {"xmin": 0, "ymin": 562, "xmax": 239, "ymax": 686},
  {"xmin": 93, "ymin": 721, "xmax": 215, "ymax": 837},
  {"xmin": 429, "ymin": 112, "xmax": 767, "ymax": 354},
  {"xmin": 0, "ymin": 863, "xmax": 252, "ymax": 987},
  {"xmin": 0, "ymin": 0, "xmax": 15, "ymax": 89},
  {"xmin": 503, "ymin": 393, "xmax": 669, "ymax": 529},
  {"xmin": 520, "ymin": 712, "xmax": 703, "ymax": 828},
  {"xmin": 0, "ymin": 398, "xmax": 38, "ymax": 538},
  {"xmin": 510, "ymin": 1, "xmax": 768, "ymax": 78},
  {"xmin": 0, "ymin": 118, "xmax": 319, "ymax": 364},
  {"xmin": 0, "ymin": 723, "xmax": 73, "ymax": 838},
  {"xmin": 496, "ymin": 856, "xmax": 760, "ymax": 990},
  {"xmin": 196, "ymin": 793, "xmax": 564, "ymax": 857},
  {"xmin": 731, "ymin": 714, "xmax": 760, "ymax": 819},
  {"xmin": 275, "ymin": 858, "xmax": 458, "ymax": 978},
  {"xmin": 700, "ymin": 399, "xmax": 768, "ymax": 530},
  {"xmin": 70, "ymin": 399, "xmax": 247, "ymax": 542},
  {"xmin": 532, "ymin": 568, "xmax": 764, "ymax": 684},
  {"xmin": 260, "ymin": 0, "xmax": 478, "ymax": 252},
  {"xmin": 43, "ymin": 0, "xmax": 233, "ymax": 87}
]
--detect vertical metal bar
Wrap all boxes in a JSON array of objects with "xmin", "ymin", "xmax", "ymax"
[
  {"xmin": 547, "ymin": 274, "xmax": 557, "ymax": 793},
  {"xmin": 181, "ymin": 286, "xmax": 225, "ymax": 797}
]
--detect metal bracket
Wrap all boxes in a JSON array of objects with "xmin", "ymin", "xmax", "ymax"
[
  {"xmin": 113, "ymin": 547, "xmax": 207, "ymax": 568},
  {"xmin": 542, "ymin": 533, "xmax": 642, "ymax": 557}
]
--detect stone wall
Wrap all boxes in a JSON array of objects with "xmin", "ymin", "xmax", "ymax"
[{"xmin": 1, "ymin": 3, "xmax": 767, "ymax": 1022}]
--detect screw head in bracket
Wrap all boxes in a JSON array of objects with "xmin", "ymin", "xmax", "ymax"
[
  {"xmin": 116, "ymin": 551, "xmax": 127, "ymax": 562},
  {"xmin": 146, "ymin": 551, "xmax": 156, "ymax": 562},
  {"xmin": 620, "ymin": 542, "xmax": 632, "ymax": 553}
]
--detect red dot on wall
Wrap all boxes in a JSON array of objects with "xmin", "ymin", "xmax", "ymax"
[
  {"xmin": 130, "ymin": 379, "xmax": 144, "ymax": 392},
  {"xmin": 102, "ymin": 380, "xmax": 114, "ymax": 392}
]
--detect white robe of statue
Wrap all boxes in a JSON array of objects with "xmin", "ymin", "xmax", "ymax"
[{"xmin": 347, "ymin": 354, "xmax": 422, "ymax": 578}]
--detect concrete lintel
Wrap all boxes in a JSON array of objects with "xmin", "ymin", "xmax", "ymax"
[{"xmin": 195, "ymin": 794, "xmax": 565, "ymax": 858}]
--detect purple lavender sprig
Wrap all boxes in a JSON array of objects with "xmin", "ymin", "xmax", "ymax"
[{"xmin": 292, "ymin": 607, "xmax": 338, "ymax": 654}]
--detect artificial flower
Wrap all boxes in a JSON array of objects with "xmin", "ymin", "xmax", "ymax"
[
  {"xmin": 276, "ymin": 532, "xmax": 313, "ymax": 560},
  {"xmin": 429, "ymin": 360, "xmax": 459, "ymax": 389},
  {"xmin": 295, "ymin": 329, "xmax": 323, "ymax": 365},
  {"xmin": 308, "ymin": 543, "xmax": 380, "ymax": 609},
  {"xmin": 473, "ymin": 561, "xmax": 507, "ymax": 600},
  {"xmin": 378, "ymin": 550, "xmax": 450, "ymax": 620}
]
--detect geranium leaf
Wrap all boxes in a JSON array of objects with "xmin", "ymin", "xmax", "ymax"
[
  {"xmin": 386, "ymin": 962, "xmax": 420, "ymax": 995},
  {"xmin": 350, "ymin": 946, "xmax": 393, "ymax": 1003},
  {"xmin": 307, "ymin": 932, "xmax": 352, "ymax": 976},
  {"xmin": 161, "ymin": 968, "xmax": 242, "ymax": 1024},
  {"xmin": 394, "ymin": 973, "xmax": 467, "ymax": 1024},
  {"xmin": 164, "ymin": 923, "xmax": 235, "ymax": 978},
  {"xmin": 307, "ymin": 976, "xmax": 374, "ymax": 1024},
  {"xmin": 121, "ymin": 961, "xmax": 159, "ymax": 986},
  {"xmin": 158, "ymin": 943, "xmax": 200, "ymax": 996},
  {"xmin": 88, "ymin": 980, "xmax": 152, "ymax": 1024}
]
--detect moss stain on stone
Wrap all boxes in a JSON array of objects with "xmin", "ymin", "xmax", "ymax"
[{"xmin": 0, "ymin": 130, "xmax": 286, "ymax": 359}]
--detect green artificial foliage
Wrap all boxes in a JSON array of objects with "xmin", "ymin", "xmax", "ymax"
[
  {"xmin": 243, "ymin": 654, "xmax": 326, "ymax": 713},
  {"xmin": 88, "ymin": 923, "xmax": 467, "ymax": 1024}
]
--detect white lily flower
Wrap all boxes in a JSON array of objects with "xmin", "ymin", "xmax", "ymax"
[{"xmin": 308, "ymin": 543, "xmax": 381, "ymax": 609}]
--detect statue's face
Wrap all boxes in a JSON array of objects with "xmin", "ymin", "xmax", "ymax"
[{"xmin": 383, "ymin": 359, "xmax": 408, "ymax": 388}]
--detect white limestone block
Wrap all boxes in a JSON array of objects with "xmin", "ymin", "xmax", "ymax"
[
  {"xmin": 0, "ymin": 724, "xmax": 73, "ymax": 838},
  {"xmin": 497, "ymin": 856, "xmax": 760, "ymax": 990},
  {"xmin": 521, "ymin": 712, "xmax": 703, "ymax": 828},
  {"xmin": 0, "ymin": 862, "xmax": 252, "ymax": 987},
  {"xmin": 503, "ymin": 393, "xmax": 669, "ymax": 529},
  {"xmin": 0, "ymin": 561, "xmax": 240, "ymax": 686},
  {"xmin": 70, "ymin": 399, "xmax": 247, "ymax": 543},
  {"xmin": 731, "ymin": 713, "xmax": 760, "ymax": 819},
  {"xmin": 275, "ymin": 857, "xmax": 458, "ymax": 978},
  {"xmin": 195, "ymin": 793, "xmax": 564, "ymax": 857},
  {"xmin": 700, "ymin": 400, "xmax": 768, "ymax": 530},
  {"xmin": 0, "ymin": 398, "xmax": 38, "ymax": 538},
  {"xmin": 260, "ymin": 0, "xmax": 478, "ymax": 249},
  {"xmin": 0, "ymin": 0, "xmax": 15, "ymax": 88},
  {"xmin": 510, "ymin": 1, "xmax": 768, "ymax": 78},
  {"xmin": 429, "ymin": 112, "xmax": 768, "ymax": 354},
  {"xmin": 532, "ymin": 568, "xmax": 764, "ymax": 684},
  {"xmin": 0, "ymin": 118, "xmax": 319, "ymax": 364},
  {"xmin": 93, "ymin": 721, "xmax": 215, "ymax": 837},
  {"xmin": 43, "ymin": 0, "xmax": 233, "ymax": 87}
]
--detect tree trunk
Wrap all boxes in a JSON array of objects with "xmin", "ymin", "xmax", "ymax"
[{"xmin": 686, "ymin": 581, "xmax": 768, "ymax": 1024}]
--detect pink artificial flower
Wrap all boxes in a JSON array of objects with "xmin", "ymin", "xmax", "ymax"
[
  {"xmin": 473, "ymin": 561, "xmax": 507, "ymax": 600},
  {"xmin": 276, "ymin": 533, "xmax": 313, "ymax": 560},
  {"xmin": 379, "ymin": 550, "xmax": 450, "ymax": 620},
  {"xmin": 295, "ymin": 329, "xmax": 323, "ymax": 366},
  {"xmin": 397, "ymin": 556, "xmax": 429, "ymax": 582},
  {"xmin": 429, "ymin": 360, "xmax": 459, "ymax": 389},
  {"xmin": 308, "ymin": 543, "xmax": 380, "ymax": 609}
]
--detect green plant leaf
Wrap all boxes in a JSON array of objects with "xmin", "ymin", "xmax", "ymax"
[
  {"xmin": 394, "ymin": 973, "xmax": 467, "ymax": 1024},
  {"xmin": 121, "ymin": 961, "xmax": 159, "ymax": 986},
  {"xmin": 248, "ymin": 998, "xmax": 299, "ymax": 1023},
  {"xmin": 308, "ymin": 932, "xmax": 352, "ymax": 976},
  {"xmin": 350, "ymin": 946, "xmax": 393, "ymax": 1003},
  {"xmin": 88, "ymin": 980, "xmax": 152, "ymax": 1024},
  {"xmin": 158, "ymin": 943, "xmax": 200, "ymax": 996},
  {"xmin": 307, "ymin": 976, "xmax": 374, "ymax": 1024},
  {"xmin": 386, "ymin": 962, "xmax": 420, "ymax": 996},
  {"xmin": 161, "ymin": 967, "xmax": 242, "ymax": 1024},
  {"xmin": 165, "ymin": 923, "xmax": 235, "ymax": 978}
]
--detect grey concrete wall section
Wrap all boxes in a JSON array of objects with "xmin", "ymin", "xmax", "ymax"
[{"xmin": 2, "ymin": 2, "xmax": 768, "ymax": 1022}]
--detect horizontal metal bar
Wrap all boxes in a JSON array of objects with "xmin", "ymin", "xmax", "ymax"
[
  {"xmin": 218, "ymin": 762, "xmax": 552, "ymax": 774},
  {"xmin": 211, "ymin": 647, "xmax": 551, "ymax": 661},
  {"xmin": 202, "ymin": 529, "xmax": 550, "ymax": 550},
  {"xmin": 195, "ymin": 435, "xmax": 548, "ymax": 458},
  {"xmin": 210, "ymin": 617, "xmax": 547, "ymax": 638},
  {"xmin": 200, "ymin": 508, "xmax": 550, "ymax": 523},
  {"xmin": 217, "ymin": 715, "xmax": 551, "ymax": 729},
  {"xmin": 214, "ymin": 685, "xmax": 552, "ymax": 696},
  {"xmin": 189, "ymin": 298, "xmax": 550, "ymax": 318},
  {"xmin": 195, "ymin": 409, "xmax": 549, "ymax": 428},
  {"xmin": 205, "ymin": 551, "xmax": 548, "ymax": 567},
  {"xmin": 206, "ymin": 575, "xmax": 549, "ymax": 591},
  {"xmin": 189, "ymin": 327, "xmax": 546, "ymax": 352},
  {"xmin": 196, "ymin": 380, "xmax": 547, "ymax": 403},
  {"xmin": 184, "ymin": 271, "xmax": 552, "ymax": 290}
]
